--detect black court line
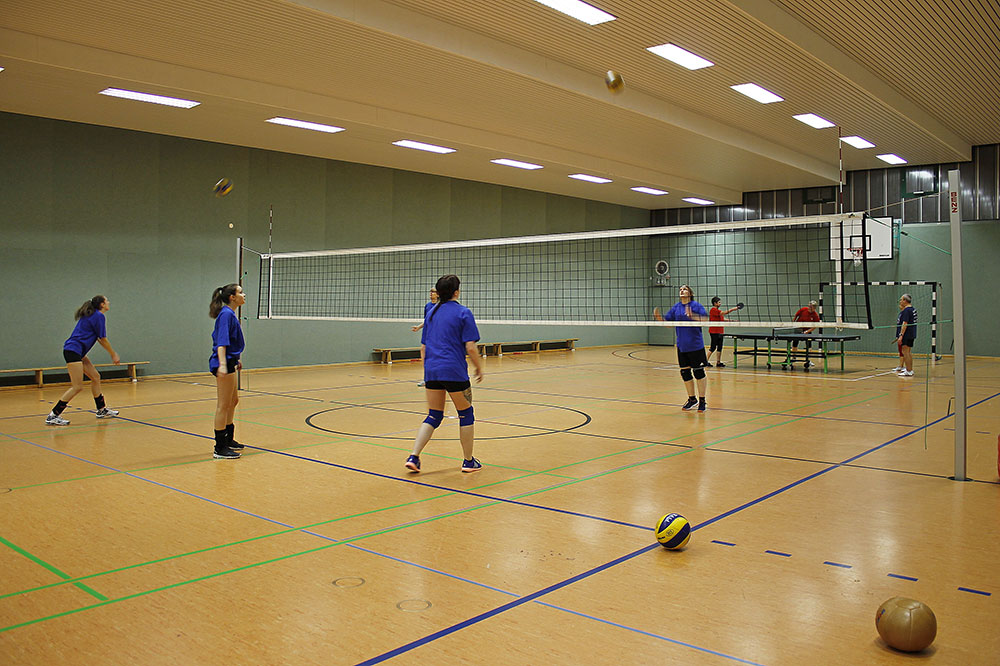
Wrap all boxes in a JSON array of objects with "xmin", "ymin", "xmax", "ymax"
[
  {"xmin": 304, "ymin": 400, "xmax": 592, "ymax": 441},
  {"xmin": 707, "ymin": 447, "xmax": 1000, "ymax": 485},
  {"xmin": 356, "ymin": 389, "xmax": 1000, "ymax": 664}
]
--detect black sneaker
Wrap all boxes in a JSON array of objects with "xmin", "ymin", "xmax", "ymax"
[
  {"xmin": 697, "ymin": 399, "xmax": 706, "ymax": 412},
  {"xmin": 715, "ymin": 362, "xmax": 726, "ymax": 368},
  {"xmin": 681, "ymin": 397, "xmax": 698, "ymax": 411},
  {"xmin": 213, "ymin": 447, "xmax": 241, "ymax": 460},
  {"xmin": 229, "ymin": 440, "xmax": 245, "ymax": 451},
  {"xmin": 404, "ymin": 454, "xmax": 421, "ymax": 472}
]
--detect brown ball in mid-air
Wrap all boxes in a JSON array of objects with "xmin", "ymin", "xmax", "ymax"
[
  {"xmin": 875, "ymin": 597, "xmax": 937, "ymax": 652},
  {"xmin": 605, "ymin": 70, "xmax": 625, "ymax": 93}
]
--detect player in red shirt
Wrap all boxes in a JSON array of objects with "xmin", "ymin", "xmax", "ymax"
[
  {"xmin": 792, "ymin": 300, "xmax": 821, "ymax": 367},
  {"xmin": 708, "ymin": 297, "xmax": 740, "ymax": 367}
]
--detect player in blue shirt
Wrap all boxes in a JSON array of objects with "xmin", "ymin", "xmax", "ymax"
[
  {"xmin": 404, "ymin": 275, "xmax": 485, "ymax": 473},
  {"xmin": 654, "ymin": 284, "xmax": 710, "ymax": 412},
  {"xmin": 894, "ymin": 293, "xmax": 917, "ymax": 377},
  {"xmin": 45, "ymin": 295, "xmax": 122, "ymax": 425},
  {"xmin": 209, "ymin": 284, "xmax": 247, "ymax": 459}
]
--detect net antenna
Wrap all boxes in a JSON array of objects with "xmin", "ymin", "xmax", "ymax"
[{"xmin": 256, "ymin": 212, "xmax": 872, "ymax": 330}]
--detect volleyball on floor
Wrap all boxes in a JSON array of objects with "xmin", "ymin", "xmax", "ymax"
[
  {"xmin": 605, "ymin": 70, "xmax": 625, "ymax": 93},
  {"xmin": 654, "ymin": 513, "xmax": 691, "ymax": 549},
  {"xmin": 875, "ymin": 597, "xmax": 937, "ymax": 652},
  {"xmin": 214, "ymin": 177, "xmax": 233, "ymax": 197}
]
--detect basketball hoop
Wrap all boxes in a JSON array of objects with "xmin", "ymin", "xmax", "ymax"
[{"xmin": 850, "ymin": 248, "xmax": 864, "ymax": 266}]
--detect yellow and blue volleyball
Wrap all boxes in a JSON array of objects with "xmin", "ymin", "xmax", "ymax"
[
  {"xmin": 213, "ymin": 177, "xmax": 233, "ymax": 197},
  {"xmin": 654, "ymin": 513, "xmax": 691, "ymax": 550}
]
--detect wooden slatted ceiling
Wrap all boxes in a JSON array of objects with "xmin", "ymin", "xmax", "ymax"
[{"xmin": 0, "ymin": 0, "xmax": 997, "ymax": 209}]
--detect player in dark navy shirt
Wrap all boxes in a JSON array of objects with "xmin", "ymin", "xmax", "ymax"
[
  {"xmin": 894, "ymin": 294, "xmax": 917, "ymax": 377},
  {"xmin": 655, "ymin": 284, "xmax": 710, "ymax": 412},
  {"xmin": 404, "ymin": 275, "xmax": 485, "ymax": 474},
  {"xmin": 209, "ymin": 284, "xmax": 247, "ymax": 459},
  {"xmin": 45, "ymin": 295, "xmax": 121, "ymax": 426}
]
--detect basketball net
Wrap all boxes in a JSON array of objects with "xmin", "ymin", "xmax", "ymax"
[{"xmin": 850, "ymin": 248, "xmax": 864, "ymax": 266}]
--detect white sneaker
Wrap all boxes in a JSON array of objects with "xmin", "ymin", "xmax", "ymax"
[
  {"xmin": 96, "ymin": 407, "xmax": 119, "ymax": 419},
  {"xmin": 899, "ymin": 370, "xmax": 914, "ymax": 377},
  {"xmin": 892, "ymin": 366, "xmax": 903, "ymax": 372},
  {"xmin": 45, "ymin": 413, "xmax": 70, "ymax": 426}
]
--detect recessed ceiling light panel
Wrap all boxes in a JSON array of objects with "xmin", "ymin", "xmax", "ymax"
[
  {"xmin": 569, "ymin": 173, "xmax": 612, "ymax": 183},
  {"xmin": 532, "ymin": 0, "xmax": 616, "ymax": 25},
  {"xmin": 841, "ymin": 135, "xmax": 875, "ymax": 149},
  {"xmin": 392, "ymin": 140, "xmax": 456, "ymax": 154},
  {"xmin": 491, "ymin": 158, "xmax": 544, "ymax": 170},
  {"xmin": 98, "ymin": 87, "xmax": 200, "ymax": 108},
  {"xmin": 682, "ymin": 197, "xmax": 714, "ymax": 205},
  {"xmin": 645, "ymin": 43, "xmax": 714, "ymax": 70},
  {"xmin": 730, "ymin": 83, "xmax": 783, "ymax": 104},
  {"xmin": 793, "ymin": 113, "xmax": 835, "ymax": 129},
  {"xmin": 266, "ymin": 117, "xmax": 345, "ymax": 133},
  {"xmin": 631, "ymin": 186, "xmax": 668, "ymax": 195}
]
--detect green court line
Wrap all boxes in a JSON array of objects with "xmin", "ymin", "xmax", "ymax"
[
  {"xmin": 0, "ymin": 389, "xmax": 872, "ymax": 608},
  {"xmin": 0, "ymin": 535, "xmax": 108, "ymax": 602},
  {"xmin": 0, "ymin": 388, "xmax": 881, "ymax": 633},
  {"xmin": 235, "ymin": 416, "xmax": 580, "ymax": 479},
  {"xmin": 7, "ymin": 438, "xmax": 340, "ymax": 491}
]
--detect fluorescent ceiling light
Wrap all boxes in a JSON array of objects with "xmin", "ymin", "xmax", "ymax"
[
  {"xmin": 631, "ymin": 186, "xmax": 668, "ymax": 195},
  {"xmin": 491, "ymin": 158, "xmax": 543, "ymax": 170},
  {"xmin": 569, "ymin": 173, "xmax": 612, "ymax": 183},
  {"xmin": 841, "ymin": 135, "xmax": 875, "ymax": 149},
  {"xmin": 683, "ymin": 197, "xmax": 714, "ymax": 205},
  {"xmin": 392, "ymin": 140, "xmax": 455, "ymax": 154},
  {"xmin": 98, "ymin": 87, "xmax": 200, "ymax": 108},
  {"xmin": 793, "ymin": 113, "xmax": 835, "ymax": 129},
  {"xmin": 731, "ymin": 83, "xmax": 783, "ymax": 104},
  {"xmin": 266, "ymin": 117, "xmax": 344, "ymax": 133},
  {"xmin": 532, "ymin": 0, "xmax": 615, "ymax": 25},
  {"xmin": 645, "ymin": 43, "xmax": 714, "ymax": 70},
  {"xmin": 877, "ymin": 153, "xmax": 907, "ymax": 165}
]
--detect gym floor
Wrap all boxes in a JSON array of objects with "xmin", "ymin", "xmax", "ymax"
[{"xmin": 1, "ymin": 346, "xmax": 998, "ymax": 664}]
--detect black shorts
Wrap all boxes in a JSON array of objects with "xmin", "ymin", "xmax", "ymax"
[
  {"xmin": 709, "ymin": 333, "xmax": 724, "ymax": 353},
  {"xmin": 63, "ymin": 349, "xmax": 84, "ymax": 363},
  {"xmin": 900, "ymin": 336, "xmax": 916, "ymax": 349},
  {"xmin": 210, "ymin": 358, "xmax": 239, "ymax": 376},
  {"xmin": 424, "ymin": 379, "xmax": 472, "ymax": 392},
  {"xmin": 677, "ymin": 348, "xmax": 708, "ymax": 369}
]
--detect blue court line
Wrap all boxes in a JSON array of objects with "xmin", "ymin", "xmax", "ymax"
[
  {"xmin": 824, "ymin": 561, "xmax": 852, "ymax": 569},
  {"xmin": 765, "ymin": 550, "xmax": 791, "ymax": 557},
  {"xmin": 958, "ymin": 587, "xmax": 991, "ymax": 596},
  {"xmin": 530, "ymin": 601, "xmax": 766, "ymax": 665},
  {"xmin": 887, "ymin": 573, "xmax": 918, "ymax": 581},
  {"xmin": 712, "ymin": 540, "xmax": 736, "ymax": 547},
  {"xmin": 354, "ymin": 543, "xmax": 659, "ymax": 666},
  {"xmin": 357, "ymin": 390, "xmax": 1000, "ymax": 664}
]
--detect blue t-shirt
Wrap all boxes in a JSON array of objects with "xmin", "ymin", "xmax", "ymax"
[
  {"xmin": 209, "ymin": 307, "xmax": 245, "ymax": 370},
  {"xmin": 420, "ymin": 301, "xmax": 480, "ymax": 382},
  {"xmin": 424, "ymin": 301, "xmax": 435, "ymax": 316},
  {"xmin": 663, "ymin": 300, "xmax": 708, "ymax": 353},
  {"xmin": 64, "ymin": 311, "xmax": 107, "ymax": 356},
  {"xmin": 896, "ymin": 306, "xmax": 917, "ymax": 340}
]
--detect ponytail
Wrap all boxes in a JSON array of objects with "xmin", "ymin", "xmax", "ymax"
[
  {"xmin": 428, "ymin": 274, "xmax": 460, "ymax": 322},
  {"xmin": 75, "ymin": 295, "xmax": 106, "ymax": 320},
  {"xmin": 210, "ymin": 283, "xmax": 240, "ymax": 319}
]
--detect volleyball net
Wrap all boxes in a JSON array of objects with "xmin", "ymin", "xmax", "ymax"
[{"xmin": 254, "ymin": 212, "xmax": 874, "ymax": 329}]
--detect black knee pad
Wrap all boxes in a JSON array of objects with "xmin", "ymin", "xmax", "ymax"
[
  {"xmin": 680, "ymin": 368, "xmax": 693, "ymax": 382},
  {"xmin": 692, "ymin": 367, "xmax": 706, "ymax": 380}
]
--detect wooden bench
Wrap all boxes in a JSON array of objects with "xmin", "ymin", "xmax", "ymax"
[
  {"xmin": 490, "ymin": 338, "xmax": 578, "ymax": 356},
  {"xmin": 0, "ymin": 361, "xmax": 150, "ymax": 388},
  {"xmin": 374, "ymin": 345, "xmax": 488, "ymax": 364}
]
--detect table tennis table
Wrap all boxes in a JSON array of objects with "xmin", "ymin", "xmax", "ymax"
[{"xmin": 726, "ymin": 330, "xmax": 862, "ymax": 373}]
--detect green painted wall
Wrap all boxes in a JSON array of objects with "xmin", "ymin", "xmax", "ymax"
[{"xmin": 0, "ymin": 112, "xmax": 649, "ymax": 376}]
